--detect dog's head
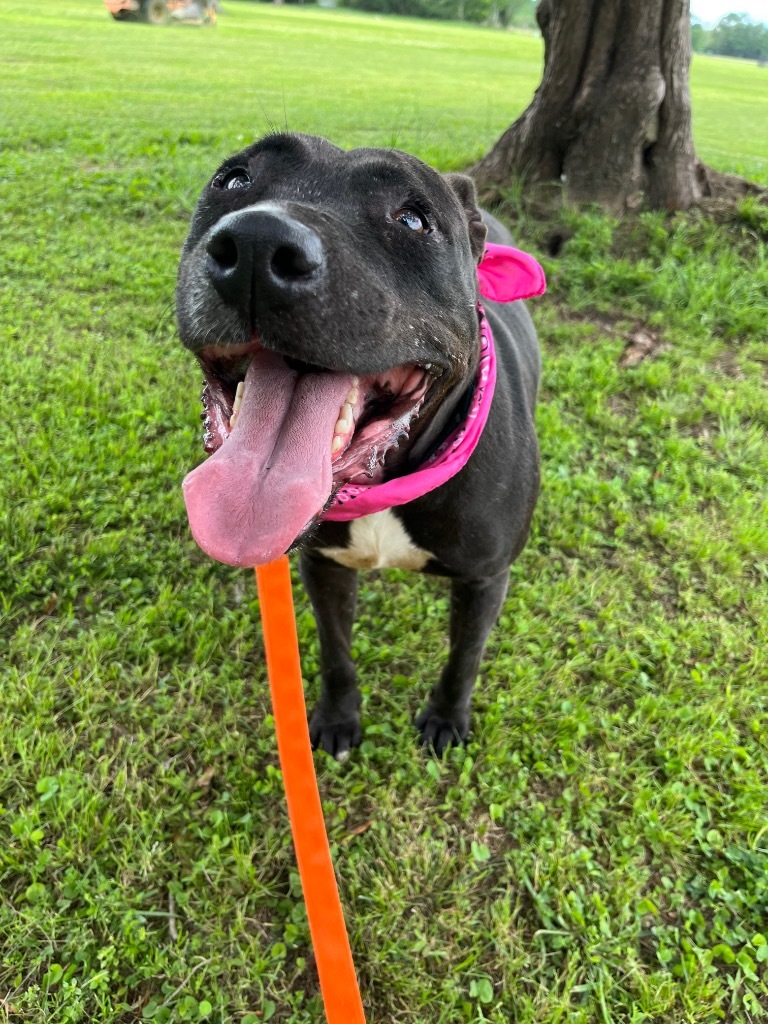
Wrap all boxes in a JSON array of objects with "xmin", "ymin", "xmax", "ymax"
[{"xmin": 177, "ymin": 132, "xmax": 487, "ymax": 566}]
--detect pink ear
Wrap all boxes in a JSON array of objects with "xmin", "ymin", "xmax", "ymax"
[{"xmin": 477, "ymin": 242, "xmax": 546, "ymax": 303}]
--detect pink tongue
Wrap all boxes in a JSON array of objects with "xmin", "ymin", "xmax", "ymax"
[{"xmin": 183, "ymin": 350, "xmax": 354, "ymax": 567}]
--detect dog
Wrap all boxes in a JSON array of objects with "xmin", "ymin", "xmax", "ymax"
[{"xmin": 176, "ymin": 132, "xmax": 544, "ymax": 756}]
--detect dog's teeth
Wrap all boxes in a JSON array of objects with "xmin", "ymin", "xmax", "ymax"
[
  {"xmin": 424, "ymin": 362, "xmax": 434, "ymax": 371},
  {"xmin": 335, "ymin": 415, "xmax": 351, "ymax": 435},
  {"xmin": 334, "ymin": 402, "xmax": 354, "ymax": 436},
  {"xmin": 229, "ymin": 381, "xmax": 245, "ymax": 431},
  {"xmin": 332, "ymin": 385, "xmax": 360, "ymax": 454}
]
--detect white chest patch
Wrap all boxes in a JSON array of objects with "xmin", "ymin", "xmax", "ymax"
[{"xmin": 320, "ymin": 509, "xmax": 434, "ymax": 571}]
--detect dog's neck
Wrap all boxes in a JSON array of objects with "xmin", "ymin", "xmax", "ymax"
[
  {"xmin": 410, "ymin": 240, "xmax": 546, "ymax": 467},
  {"xmin": 324, "ymin": 306, "xmax": 496, "ymax": 521},
  {"xmin": 406, "ymin": 321, "xmax": 481, "ymax": 468}
]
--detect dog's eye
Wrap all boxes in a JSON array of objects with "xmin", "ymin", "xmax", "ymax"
[
  {"xmin": 393, "ymin": 208, "xmax": 428, "ymax": 233},
  {"xmin": 214, "ymin": 168, "xmax": 252, "ymax": 191}
]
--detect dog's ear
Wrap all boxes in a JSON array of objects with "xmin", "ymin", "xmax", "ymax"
[{"xmin": 444, "ymin": 172, "xmax": 487, "ymax": 264}]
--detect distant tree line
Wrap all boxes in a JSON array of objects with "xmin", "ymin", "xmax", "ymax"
[
  {"xmin": 692, "ymin": 13, "xmax": 768, "ymax": 62},
  {"xmin": 235, "ymin": 0, "xmax": 537, "ymax": 26},
  {"xmin": 234, "ymin": 0, "xmax": 768, "ymax": 48},
  {"xmin": 334, "ymin": 0, "xmax": 536, "ymax": 26}
]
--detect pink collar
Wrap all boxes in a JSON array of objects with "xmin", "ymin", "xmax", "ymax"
[{"xmin": 325, "ymin": 243, "xmax": 545, "ymax": 521}]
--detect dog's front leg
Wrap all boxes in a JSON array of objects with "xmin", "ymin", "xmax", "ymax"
[
  {"xmin": 416, "ymin": 569, "xmax": 510, "ymax": 755},
  {"xmin": 299, "ymin": 551, "xmax": 362, "ymax": 758}
]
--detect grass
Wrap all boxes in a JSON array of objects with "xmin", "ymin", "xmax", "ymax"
[{"xmin": 1, "ymin": 1, "xmax": 767, "ymax": 1022}]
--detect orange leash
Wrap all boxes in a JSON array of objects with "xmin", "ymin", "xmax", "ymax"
[{"xmin": 255, "ymin": 557, "xmax": 367, "ymax": 1024}]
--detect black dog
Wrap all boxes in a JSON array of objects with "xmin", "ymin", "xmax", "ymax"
[{"xmin": 176, "ymin": 133, "xmax": 542, "ymax": 756}]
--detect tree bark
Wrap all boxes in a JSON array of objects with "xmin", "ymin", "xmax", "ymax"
[{"xmin": 473, "ymin": 0, "xmax": 725, "ymax": 212}]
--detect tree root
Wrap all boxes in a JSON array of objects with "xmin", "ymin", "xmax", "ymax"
[{"xmin": 696, "ymin": 162, "xmax": 767, "ymax": 206}]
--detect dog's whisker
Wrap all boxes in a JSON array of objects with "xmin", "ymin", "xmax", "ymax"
[{"xmin": 149, "ymin": 300, "xmax": 177, "ymax": 345}]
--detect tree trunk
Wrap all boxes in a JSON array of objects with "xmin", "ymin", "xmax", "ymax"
[
  {"xmin": 486, "ymin": 0, "xmax": 501, "ymax": 29},
  {"xmin": 473, "ymin": 0, "xmax": 717, "ymax": 212}
]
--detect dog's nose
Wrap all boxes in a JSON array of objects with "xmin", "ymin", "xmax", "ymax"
[{"xmin": 205, "ymin": 207, "xmax": 325, "ymax": 309}]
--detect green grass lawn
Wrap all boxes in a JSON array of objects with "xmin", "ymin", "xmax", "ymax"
[{"xmin": 2, "ymin": 2, "xmax": 767, "ymax": 1022}]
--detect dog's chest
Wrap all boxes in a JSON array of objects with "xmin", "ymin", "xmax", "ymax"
[{"xmin": 320, "ymin": 509, "xmax": 433, "ymax": 571}]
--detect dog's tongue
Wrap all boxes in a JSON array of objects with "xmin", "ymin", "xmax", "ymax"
[{"xmin": 183, "ymin": 350, "xmax": 354, "ymax": 567}]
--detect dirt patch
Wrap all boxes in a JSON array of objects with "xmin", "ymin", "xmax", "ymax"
[
  {"xmin": 687, "ymin": 413, "xmax": 719, "ymax": 443},
  {"xmin": 619, "ymin": 328, "xmax": 670, "ymax": 368},
  {"xmin": 711, "ymin": 350, "xmax": 745, "ymax": 380},
  {"xmin": 606, "ymin": 391, "xmax": 637, "ymax": 418}
]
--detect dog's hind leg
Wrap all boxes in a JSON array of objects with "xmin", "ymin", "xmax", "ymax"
[
  {"xmin": 299, "ymin": 551, "xmax": 362, "ymax": 758},
  {"xmin": 415, "ymin": 569, "xmax": 510, "ymax": 755}
]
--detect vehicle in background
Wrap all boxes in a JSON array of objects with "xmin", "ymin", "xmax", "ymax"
[{"xmin": 104, "ymin": 0, "xmax": 220, "ymax": 25}]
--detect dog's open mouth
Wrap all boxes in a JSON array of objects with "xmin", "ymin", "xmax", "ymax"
[{"xmin": 182, "ymin": 339, "xmax": 435, "ymax": 567}]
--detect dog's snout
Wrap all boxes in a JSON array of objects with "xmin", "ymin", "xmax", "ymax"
[{"xmin": 205, "ymin": 207, "xmax": 324, "ymax": 310}]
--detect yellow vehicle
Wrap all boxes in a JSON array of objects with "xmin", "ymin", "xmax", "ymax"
[{"xmin": 104, "ymin": 0, "xmax": 219, "ymax": 25}]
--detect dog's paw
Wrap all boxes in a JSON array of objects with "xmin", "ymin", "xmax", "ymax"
[
  {"xmin": 415, "ymin": 707, "xmax": 469, "ymax": 756},
  {"xmin": 309, "ymin": 707, "xmax": 362, "ymax": 760}
]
